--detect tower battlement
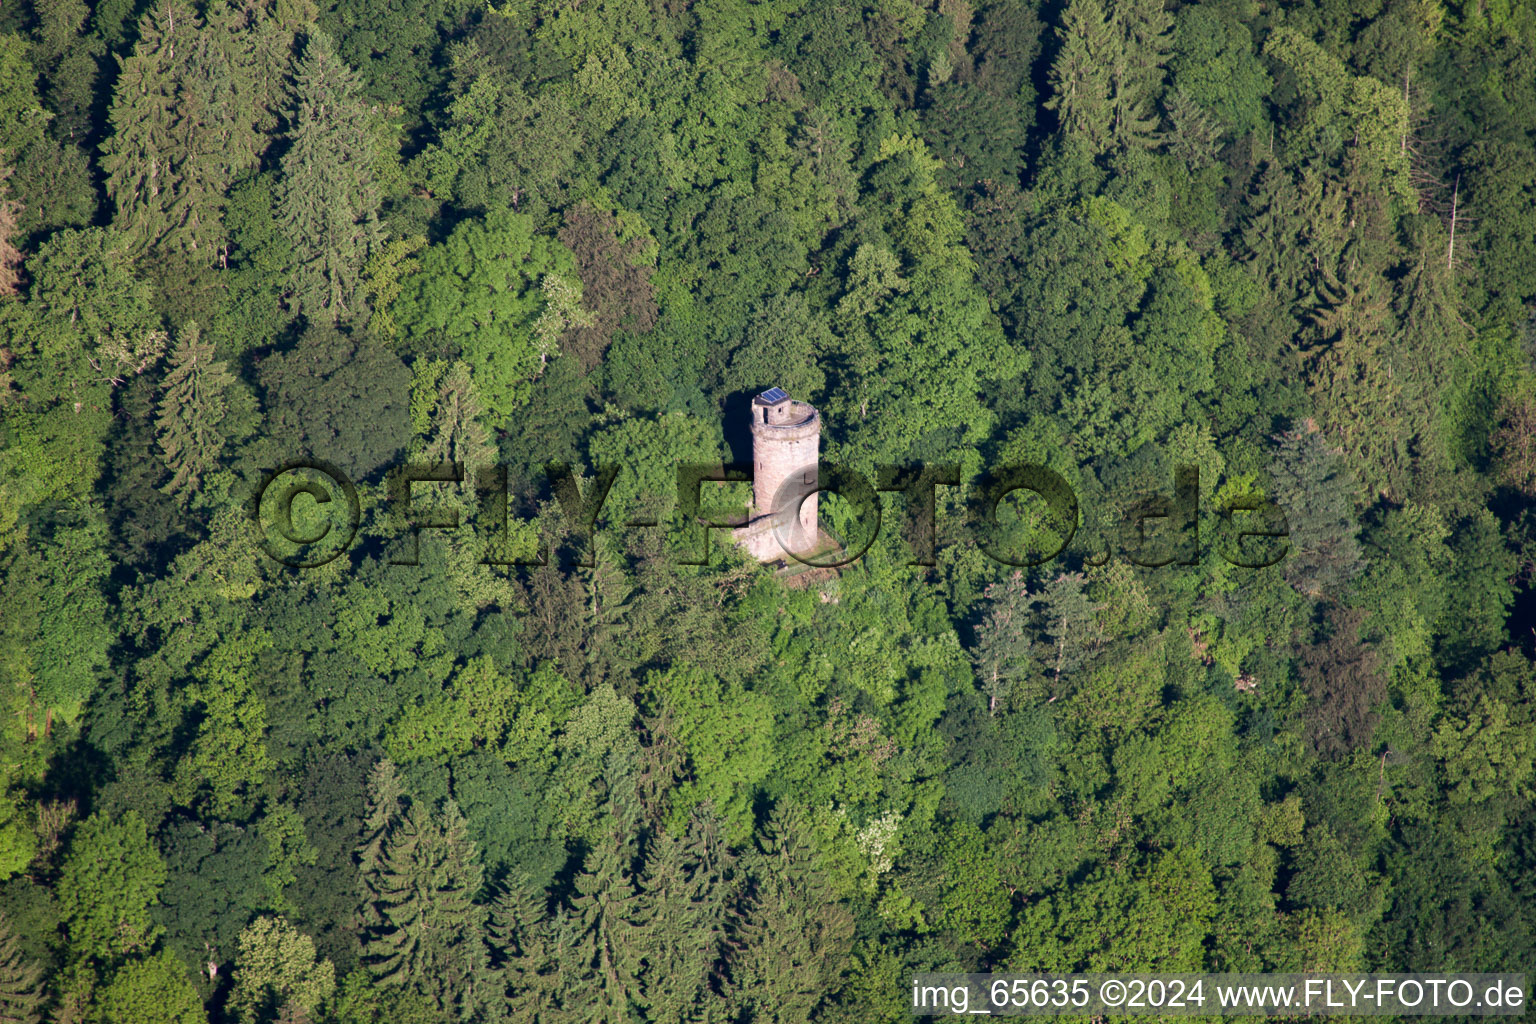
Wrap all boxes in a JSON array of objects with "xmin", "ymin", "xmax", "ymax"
[{"xmin": 737, "ymin": 387, "xmax": 820, "ymax": 561}]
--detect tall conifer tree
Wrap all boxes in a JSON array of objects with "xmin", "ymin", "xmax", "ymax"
[
  {"xmin": 174, "ymin": 3, "xmax": 270, "ymax": 262},
  {"xmin": 1048, "ymin": 0, "xmax": 1169, "ymax": 153},
  {"xmin": 357, "ymin": 760, "xmax": 406, "ymax": 884},
  {"xmin": 100, "ymin": 0, "xmax": 283, "ymax": 262},
  {"xmin": 357, "ymin": 794, "xmax": 490, "ymax": 1021},
  {"xmin": 1163, "ymin": 88, "xmax": 1222, "ymax": 167},
  {"xmin": 724, "ymin": 807, "xmax": 854, "ymax": 1023},
  {"xmin": 485, "ymin": 875, "xmax": 556, "ymax": 1022},
  {"xmin": 154, "ymin": 321, "xmax": 235, "ymax": 500},
  {"xmin": 557, "ymin": 806, "xmax": 644, "ymax": 1022},
  {"xmin": 204, "ymin": 0, "xmax": 293, "ymax": 138},
  {"xmin": 1269, "ymin": 428, "xmax": 1365, "ymax": 599},
  {"xmin": 972, "ymin": 570, "xmax": 1037, "ymax": 712},
  {"xmin": 1109, "ymin": 0, "xmax": 1171, "ymax": 149},
  {"xmin": 630, "ymin": 811, "xmax": 737, "ymax": 1023},
  {"xmin": 1046, "ymin": 0, "xmax": 1114, "ymax": 152},
  {"xmin": 0, "ymin": 913, "xmax": 42, "ymax": 1024},
  {"xmin": 1039, "ymin": 571, "xmax": 1103, "ymax": 686},
  {"xmin": 277, "ymin": 30, "xmax": 381, "ymax": 321},
  {"xmin": 99, "ymin": 0, "xmax": 200, "ymax": 254}
]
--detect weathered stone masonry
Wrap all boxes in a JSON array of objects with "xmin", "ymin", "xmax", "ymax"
[{"xmin": 735, "ymin": 388, "xmax": 820, "ymax": 561}]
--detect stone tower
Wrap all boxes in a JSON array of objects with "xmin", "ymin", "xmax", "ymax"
[{"xmin": 736, "ymin": 387, "xmax": 820, "ymax": 560}]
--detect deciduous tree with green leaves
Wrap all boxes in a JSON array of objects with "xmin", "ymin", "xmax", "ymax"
[{"xmin": 57, "ymin": 811, "xmax": 168, "ymax": 962}]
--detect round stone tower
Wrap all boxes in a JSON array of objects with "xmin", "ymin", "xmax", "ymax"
[{"xmin": 737, "ymin": 387, "xmax": 820, "ymax": 560}]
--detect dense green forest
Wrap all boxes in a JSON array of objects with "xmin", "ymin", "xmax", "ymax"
[{"xmin": 0, "ymin": 0, "xmax": 1534, "ymax": 1017}]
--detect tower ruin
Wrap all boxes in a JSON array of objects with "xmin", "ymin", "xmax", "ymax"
[{"xmin": 735, "ymin": 387, "xmax": 820, "ymax": 561}]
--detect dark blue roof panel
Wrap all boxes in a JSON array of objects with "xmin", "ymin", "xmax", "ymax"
[{"xmin": 758, "ymin": 386, "xmax": 789, "ymax": 404}]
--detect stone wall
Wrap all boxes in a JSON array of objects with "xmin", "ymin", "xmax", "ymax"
[{"xmin": 736, "ymin": 395, "xmax": 819, "ymax": 559}]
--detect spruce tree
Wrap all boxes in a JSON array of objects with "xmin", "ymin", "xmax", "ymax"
[
  {"xmin": 358, "ymin": 795, "xmax": 490, "ymax": 1021},
  {"xmin": 29, "ymin": 0, "xmax": 101, "ymax": 139},
  {"xmin": 724, "ymin": 807, "xmax": 853, "ymax": 1023},
  {"xmin": 485, "ymin": 875, "xmax": 555, "ymax": 1023},
  {"xmin": 0, "ymin": 913, "xmax": 42, "ymax": 1024},
  {"xmin": 679, "ymin": 809, "xmax": 738, "ymax": 1022},
  {"xmin": 1046, "ymin": 0, "xmax": 1114, "ymax": 152},
  {"xmin": 204, "ymin": 0, "xmax": 293, "ymax": 139},
  {"xmin": 99, "ymin": 0, "xmax": 200, "ymax": 255},
  {"xmin": 99, "ymin": 0, "xmax": 279, "ymax": 263},
  {"xmin": 1039, "ymin": 571, "xmax": 1103, "ymax": 686},
  {"xmin": 1109, "ymin": 0, "xmax": 1171, "ymax": 150},
  {"xmin": 556, "ymin": 806, "xmax": 644, "ymax": 1022},
  {"xmin": 972, "ymin": 570, "xmax": 1037, "ymax": 712},
  {"xmin": 1268, "ymin": 428, "xmax": 1365, "ymax": 600},
  {"xmin": 355, "ymin": 759, "xmax": 408, "ymax": 952},
  {"xmin": 415, "ymin": 362, "xmax": 495, "ymax": 487},
  {"xmin": 357, "ymin": 759, "xmax": 407, "ymax": 886},
  {"xmin": 630, "ymin": 826, "xmax": 698, "ymax": 1023},
  {"xmin": 30, "ymin": 0, "xmax": 91, "ymax": 72},
  {"xmin": 1163, "ymin": 88, "xmax": 1222, "ymax": 168},
  {"xmin": 154, "ymin": 321, "xmax": 235, "ymax": 500},
  {"xmin": 409, "ymin": 361, "xmax": 514, "ymax": 601},
  {"xmin": 276, "ymin": 30, "xmax": 382, "ymax": 322},
  {"xmin": 1047, "ymin": 0, "xmax": 1169, "ymax": 153},
  {"xmin": 630, "ymin": 809, "xmax": 737, "ymax": 1023},
  {"xmin": 173, "ymin": 3, "xmax": 270, "ymax": 262},
  {"xmin": 163, "ymin": 35, "xmax": 224, "ymax": 261},
  {"xmin": 1239, "ymin": 160, "xmax": 1311, "ymax": 306},
  {"xmin": 1307, "ymin": 263, "xmax": 1411, "ymax": 495},
  {"xmin": 539, "ymin": 907, "xmax": 594, "ymax": 1023}
]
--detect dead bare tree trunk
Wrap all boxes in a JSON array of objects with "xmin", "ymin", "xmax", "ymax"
[{"xmin": 1447, "ymin": 174, "xmax": 1460, "ymax": 271}]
